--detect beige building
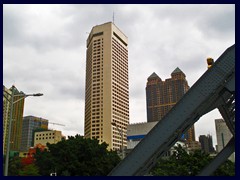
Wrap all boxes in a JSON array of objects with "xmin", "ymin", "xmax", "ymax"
[
  {"xmin": 34, "ymin": 130, "xmax": 63, "ymax": 146},
  {"xmin": 84, "ymin": 22, "xmax": 129, "ymax": 150},
  {"xmin": 215, "ymin": 119, "xmax": 235, "ymax": 162}
]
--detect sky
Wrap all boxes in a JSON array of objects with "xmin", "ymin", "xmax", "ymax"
[{"xmin": 3, "ymin": 4, "xmax": 235, "ymax": 146}]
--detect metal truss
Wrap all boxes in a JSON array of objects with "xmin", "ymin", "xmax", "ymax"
[{"xmin": 108, "ymin": 44, "xmax": 235, "ymax": 176}]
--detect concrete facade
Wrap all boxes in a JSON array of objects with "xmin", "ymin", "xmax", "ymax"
[
  {"xmin": 215, "ymin": 119, "xmax": 235, "ymax": 162},
  {"xmin": 34, "ymin": 130, "xmax": 63, "ymax": 146},
  {"xmin": 84, "ymin": 22, "xmax": 129, "ymax": 150},
  {"xmin": 126, "ymin": 122, "xmax": 188, "ymax": 157},
  {"xmin": 127, "ymin": 122, "xmax": 157, "ymax": 149}
]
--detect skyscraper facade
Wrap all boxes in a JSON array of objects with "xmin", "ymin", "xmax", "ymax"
[
  {"xmin": 146, "ymin": 68, "xmax": 195, "ymax": 142},
  {"xmin": 215, "ymin": 118, "xmax": 235, "ymax": 162},
  {"xmin": 84, "ymin": 22, "xmax": 129, "ymax": 150},
  {"xmin": 20, "ymin": 116, "xmax": 49, "ymax": 151},
  {"xmin": 3, "ymin": 85, "xmax": 25, "ymax": 153}
]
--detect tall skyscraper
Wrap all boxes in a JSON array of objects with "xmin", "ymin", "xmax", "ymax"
[
  {"xmin": 84, "ymin": 22, "xmax": 129, "ymax": 150},
  {"xmin": 146, "ymin": 68, "xmax": 195, "ymax": 142},
  {"xmin": 3, "ymin": 85, "xmax": 25, "ymax": 153},
  {"xmin": 20, "ymin": 116, "xmax": 48, "ymax": 151},
  {"xmin": 215, "ymin": 119, "xmax": 235, "ymax": 162},
  {"xmin": 199, "ymin": 134, "xmax": 215, "ymax": 154}
]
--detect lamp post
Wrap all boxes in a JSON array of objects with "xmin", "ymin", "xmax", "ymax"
[
  {"xmin": 111, "ymin": 122, "xmax": 124, "ymax": 159},
  {"xmin": 3, "ymin": 85, "xmax": 43, "ymax": 176}
]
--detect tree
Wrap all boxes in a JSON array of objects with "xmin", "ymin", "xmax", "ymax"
[
  {"xmin": 34, "ymin": 134, "xmax": 121, "ymax": 176},
  {"xmin": 150, "ymin": 144, "xmax": 235, "ymax": 176},
  {"xmin": 18, "ymin": 164, "xmax": 40, "ymax": 176},
  {"xmin": 8, "ymin": 156, "xmax": 22, "ymax": 176}
]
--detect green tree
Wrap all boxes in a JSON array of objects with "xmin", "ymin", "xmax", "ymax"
[
  {"xmin": 8, "ymin": 156, "xmax": 22, "ymax": 176},
  {"xmin": 213, "ymin": 160, "xmax": 235, "ymax": 176},
  {"xmin": 150, "ymin": 144, "xmax": 235, "ymax": 176},
  {"xmin": 34, "ymin": 134, "xmax": 120, "ymax": 176},
  {"xmin": 19, "ymin": 164, "xmax": 40, "ymax": 176}
]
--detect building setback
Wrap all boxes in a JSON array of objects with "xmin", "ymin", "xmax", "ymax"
[
  {"xmin": 146, "ymin": 68, "xmax": 195, "ymax": 142},
  {"xmin": 84, "ymin": 22, "xmax": 129, "ymax": 150},
  {"xmin": 20, "ymin": 116, "xmax": 49, "ymax": 152}
]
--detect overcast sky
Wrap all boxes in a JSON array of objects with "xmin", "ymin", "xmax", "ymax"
[{"xmin": 3, "ymin": 4, "xmax": 235, "ymax": 146}]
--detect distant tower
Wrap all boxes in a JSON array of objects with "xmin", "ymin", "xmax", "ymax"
[
  {"xmin": 20, "ymin": 116, "xmax": 49, "ymax": 151},
  {"xmin": 84, "ymin": 22, "xmax": 129, "ymax": 150},
  {"xmin": 215, "ymin": 119, "xmax": 235, "ymax": 162},
  {"xmin": 199, "ymin": 134, "xmax": 215, "ymax": 154},
  {"xmin": 146, "ymin": 68, "xmax": 195, "ymax": 142}
]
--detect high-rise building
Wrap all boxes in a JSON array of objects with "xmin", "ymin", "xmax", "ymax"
[
  {"xmin": 3, "ymin": 85, "xmax": 25, "ymax": 153},
  {"xmin": 199, "ymin": 134, "xmax": 215, "ymax": 154},
  {"xmin": 20, "ymin": 116, "xmax": 49, "ymax": 152},
  {"xmin": 146, "ymin": 68, "xmax": 195, "ymax": 142},
  {"xmin": 84, "ymin": 22, "xmax": 129, "ymax": 150},
  {"xmin": 215, "ymin": 119, "xmax": 235, "ymax": 162},
  {"xmin": 3, "ymin": 85, "xmax": 12, "ymax": 155}
]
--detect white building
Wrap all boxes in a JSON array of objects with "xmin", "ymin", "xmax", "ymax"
[
  {"xmin": 127, "ymin": 122, "xmax": 157, "ymax": 149},
  {"xmin": 127, "ymin": 122, "xmax": 188, "ymax": 157},
  {"xmin": 215, "ymin": 119, "xmax": 235, "ymax": 162}
]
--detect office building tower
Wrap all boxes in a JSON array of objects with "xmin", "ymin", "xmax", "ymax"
[
  {"xmin": 146, "ymin": 68, "xmax": 195, "ymax": 142},
  {"xmin": 84, "ymin": 22, "xmax": 129, "ymax": 150},
  {"xmin": 3, "ymin": 85, "xmax": 25, "ymax": 153},
  {"xmin": 215, "ymin": 119, "xmax": 235, "ymax": 162},
  {"xmin": 199, "ymin": 134, "xmax": 215, "ymax": 154},
  {"xmin": 20, "ymin": 116, "xmax": 49, "ymax": 151}
]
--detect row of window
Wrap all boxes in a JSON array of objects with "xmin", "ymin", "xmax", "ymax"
[
  {"xmin": 35, "ymin": 137, "xmax": 54, "ymax": 140},
  {"xmin": 36, "ymin": 133, "xmax": 55, "ymax": 136}
]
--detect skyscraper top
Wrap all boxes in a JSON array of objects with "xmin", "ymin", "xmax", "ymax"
[
  {"xmin": 171, "ymin": 67, "xmax": 183, "ymax": 74},
  {"xmin": 147, "ymin": 72, "xmax": 160, "ymax": 80},
  {"xmin": 171, "ymin": 67, "xmax": 186, "ymax": 79}
]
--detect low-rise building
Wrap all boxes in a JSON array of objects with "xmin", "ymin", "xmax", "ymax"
[{"xmin": 34, "ymin": 130, "xmax": 64, "ymax": 146}]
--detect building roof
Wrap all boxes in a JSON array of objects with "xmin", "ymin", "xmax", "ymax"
[
  {"xmin": 148, "ymin": 72, "xmax": 160, "ymax": 80},
  {"xmin": 171, "ymin": 67, "xmax": 183, "ymax": 74}
]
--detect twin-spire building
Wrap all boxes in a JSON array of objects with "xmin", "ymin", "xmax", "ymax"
[{"xmin": 146, "ymin": 68, "xmax": 195, "ymax": 142}]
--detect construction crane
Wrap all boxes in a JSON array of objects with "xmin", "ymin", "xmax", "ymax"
[
  {"xmin": 109, "ymin": 44, "xmax": 235, "ymax": 176},
  {"xmin": 48, "ymin": 122, "xmax": 65, "ymax": 127}
]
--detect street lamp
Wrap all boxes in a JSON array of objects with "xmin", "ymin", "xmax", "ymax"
[
  {"xmin": 3, "ymin": 85, "xmax": 43, "ymax": 176},
  {"xmin": 111, "ymin": 122, "xmax": 124, "ymax": 159}
]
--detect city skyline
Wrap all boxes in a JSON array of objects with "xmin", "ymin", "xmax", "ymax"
[{"xmin": 3, "ymin": 4, "xmax": 235, "ymax": 146}]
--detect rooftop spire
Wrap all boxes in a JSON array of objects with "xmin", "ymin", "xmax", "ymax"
[
  {"xmin": 171, "ymin": 67, "xmax": 183, "ymax": 74},
  {"xmin": 148, "ymin": 72, "xmax": 160, "ymax": 80}
]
